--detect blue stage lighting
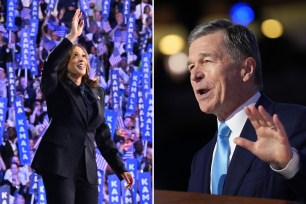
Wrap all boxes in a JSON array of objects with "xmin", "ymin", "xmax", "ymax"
[{"xmin": 230, "ymin": 2, "xmax": 255, "ymax": 26}]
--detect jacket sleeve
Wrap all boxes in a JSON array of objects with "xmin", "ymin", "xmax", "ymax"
[
  {"xmin": 95, "ymin": 122, "xmax": 127, "ymax": 180},
  {"xmin": 284, "ymin": 108, "xmax": 306, "ymax": 202},
  {"xmin": 41, "ymin": 38, "xmax": 73, "ymax": 97}
]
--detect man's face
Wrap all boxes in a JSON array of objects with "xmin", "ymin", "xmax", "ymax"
[
  {"xmin": 188, "ymin": 31, "xmax": 243, "ymax": 119},
  {"xmin": 124, "ymin": 117, "xmax": 134, "ymax": 129}
]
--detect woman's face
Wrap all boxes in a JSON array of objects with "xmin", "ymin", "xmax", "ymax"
[
  {"xmin": 144, "ymin": 6, "xmax": 151, "ymax": 14},
  {"xmin": 67, "ymin": 46, "xmax": 89, "ymax": 79},
  {"xmin": 36, "ymin": 89, "xmax": 43, "ymax": 99},
  {"xmin": 11, "ymin": 163, "xmax": 19, "ymax": 175}
]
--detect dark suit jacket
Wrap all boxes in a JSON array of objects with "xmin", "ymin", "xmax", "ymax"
[
  {"xmin": 0, "ymin": 140, "xmax": 16, "ymax": 168},
  {"xmin": 188, "ymin": 94, "xmax": 306, "ymax": 202},
  {"xmin": 31, "ymin": 38, "xmax": 127, "ymax": 183}
]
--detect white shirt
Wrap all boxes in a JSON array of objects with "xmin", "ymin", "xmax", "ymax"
[{"xmin": 210, "ymin": 92, "xmax": 299, "ymax": 191}]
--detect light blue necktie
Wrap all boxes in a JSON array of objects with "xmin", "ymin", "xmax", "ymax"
[{"xmin": 212, "ymin": 122, "xmax": 231, "ymax": 195}]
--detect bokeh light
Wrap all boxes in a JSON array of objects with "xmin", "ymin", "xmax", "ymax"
[
  {"xmin": 167, "ymin": 52, "xmax": 188, "ymax": 76},
  {"xmin": 230, "ymin": 2, "xmax": 255, "ymax": 26},
  {"xmin": 261, "ymin": 19, "xmax": 284, "ymax": 39},
  {"xmin": 159, "ymin": 34, "xmax": 185, "ymax": 55}
]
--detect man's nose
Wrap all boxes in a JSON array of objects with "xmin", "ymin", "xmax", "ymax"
[{"xmin": 191, "ymin": 69, "xmax": 204, "ymax": 82}]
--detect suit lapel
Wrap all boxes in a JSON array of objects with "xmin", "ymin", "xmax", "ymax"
[
  {"xmin": 88, "ymin": 87, "xmax": 104, "ymax": 126},
  {"xmin": 223, "ymin": 119, "xmax": 257, "ymax": 195},
  {"xmin": 62, "ymin": 81, "xmax": 88, "ymax": 125},
  {"xmin": 222, "ymin": 94, "xmax": 275, "ymax": 195}
]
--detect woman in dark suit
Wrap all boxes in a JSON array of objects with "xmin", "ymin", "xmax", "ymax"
[{"xmin": 31, "ymin": 9, "xmax": 133, "ymax": 204}]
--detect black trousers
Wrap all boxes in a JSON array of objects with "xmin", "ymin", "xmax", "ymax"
[{"xmin": 41, "ymin": 148, "xmax": 98, "ymax": 204}]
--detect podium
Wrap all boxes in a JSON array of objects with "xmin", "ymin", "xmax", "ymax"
[{"xmin": 155, "ymin": 190, "xmax": 298, "ymax": 204}]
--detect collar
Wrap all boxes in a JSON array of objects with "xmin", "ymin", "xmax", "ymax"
[
  {"xmin": 67, "ymin": 79, "xmax": 98, "ymax": 103},
  {"xmin": 217, "ymin": 92, "xmax": 261, "ymax": 133}
]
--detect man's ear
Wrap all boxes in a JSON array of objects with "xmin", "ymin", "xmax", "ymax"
[{"xmin": 241, "ymin": 57, "xmax": 256, "ymax": 82}]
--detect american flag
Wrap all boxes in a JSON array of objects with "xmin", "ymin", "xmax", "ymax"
[
  {"xmin": 121, "ymin": 30, "xmax": 127, "ymax": 43},
  {"xmin": 97, "ymin": 43, "xmax": 107, "ymax": 56},
  {"xmin": 114, "ymin": 30, "xmax": 122, "ymax": 43},
  {"xmin": 20, "ymin": 7, "xmax": 31, "ymax": 20},
  {"xmin": 40, "ymin": 36, "xmax": 56, "ymax": 52},
  {"xmin": 109, "ymin": 47, "xmax": 121, "ymax": 67},
  {"xmin": 116, "ymin": 106, "xmax": 124, "ymax": 130},
  {"xmin": 102, "ymin": 20, "xmax": 112, "ymax": 32},
  {"xmin": 55, "ymin": 26, "xmax": 67, "ymax": 38},
  {"xmin": 95, "ymin": 147, "xmax": 108, "ymax": 171}
]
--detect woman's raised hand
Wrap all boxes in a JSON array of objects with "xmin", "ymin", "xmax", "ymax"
[{"xmin": 66, "ymin": 9, "xmax": 84, "ymax": 42}]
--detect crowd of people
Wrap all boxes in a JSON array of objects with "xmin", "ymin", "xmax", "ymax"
[{"xmin": 0, "ymin": 0, "xmax": 152, "ymax": 203}]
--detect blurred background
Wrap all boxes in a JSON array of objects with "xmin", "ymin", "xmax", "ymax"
[{"xmin": 154, "ymin": 0, "xmax": 306, "ymax": 191}]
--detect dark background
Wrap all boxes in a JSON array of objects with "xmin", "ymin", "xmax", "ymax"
[{"xmin": 154, "ymin": 0, "xmax": 306, "ymax": 191}]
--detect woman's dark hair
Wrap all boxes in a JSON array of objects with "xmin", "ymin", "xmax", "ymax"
[{"xmin": 57, "ymin": 44, "xmax": 99, "ymax": 88}]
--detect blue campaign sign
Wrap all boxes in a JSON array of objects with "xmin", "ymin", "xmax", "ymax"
[
  {"xmin": 126, "ymin": 159, "xmax": 138, "ymax": 180},
  {"xmin": 138, "ymin": 172, "xmax": 152, "ymax": 204},
  {"xmin": 79, "ymin": 0, "xmax": 90, "ymax": 16},
  {"xmin": 0, "ymin": 185, "xmax": 10, "ymax": 203},
  {"xmin": 123, "ymin": 159, "xmax": 138, "ymax": 203},
  {"xmin": 123, "ymin": 0, "xmax": 131, "ymax": 21},
  {"xmin": 31, "ymin": 0, "xmax": 39, "ymax": 19},
  {"xmin": 47, "ymin": 0, "xmax": 57, "ymax": 12},
  {"xmin": 143, "ymin": 93, "xmax": 152, "ymax": 142},
  {"xmin": 121, "ymin": 184, "xmax": 135, "ymax": 204},
  {"xmin": 126, "ymin": 71, "xmax": 140, "ymax": 115},
  {"xmin": 0, "ymin": 185, "xmax": 9, "ymax": 203},
  {"xmin": 97, "ymin": 170, "xmax": 104, "ymax": 204},
  {"xmin": 0, "ymin": 98, "xmax": 8, "ymax": 143},
  {"xmin": 30, "ymin": 36, "xmax": 38, "ymax": 76},
  {"xmin": 108, "ymin": 175, "xmax": 121, "ymax": 204},
  {"xmin": 102, "ymin": 0, "xmax": 111, "ymax": 19},
  {"xmin": 6, "ymin": 0, "xmax": 16, "ymax": 30},
  {"xmin": 126, "ymin": 14, "xmax": 135, "ymax": 53},
  {"xmin": 30, "ymin": 19, "xmax": 39, "ymax": 37},
  {"xmin": 29, "ymin": 173, "xmax": 41, "ymax": 194},
  {"xmin": 104, "ymin": 109, "xmax": 117, "ymax": 138},
  {"xmin": 146, "ymin": 44, "xmax": 152, "ymax": 53},
  {"xmin": 20, "ymin": 28, "xmax": 31, "ymax": 69},
  {"xmin": 14, "ymin": 96, "xmax": 31, "ymax": 165},
  {"xmin": 141, "ymin": 53, "xmax": 151, "ymax": 95},
  {"xmin": 6, "ymin": 62, "xmax": 16, "ymax": 105},
  {"xmin": 38, "ymin": 178, "xmax": 46, "ymax": 204},
  {"xmin": 138, "ymin": 90, "xmax": 145, "ymax": 138},
  {"xmin": 111, "ymin": 70, "xmax": 120, "ymax": 109}
]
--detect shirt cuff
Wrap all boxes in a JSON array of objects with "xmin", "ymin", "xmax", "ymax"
[{"xmin": 270, "ymin": 148, "xmax": 300, "ymax": 179}]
